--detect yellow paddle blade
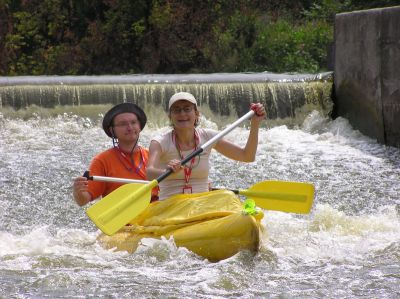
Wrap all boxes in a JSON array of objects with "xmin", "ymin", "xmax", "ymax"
[
  {"xmin": 239, "ymin": 181, "xmax": 314, "ymax": 214},
  {"xmin": 86, "ymin": 180, "xmax": 158, "ymax": 236}
]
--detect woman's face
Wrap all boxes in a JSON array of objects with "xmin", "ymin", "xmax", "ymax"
[
  {"xmin": 111, "ymin": 112, "xmax": 141, "ymax": 143},
  {"xmin": 169, "ymin": 100, "xmax": 198, "ymax": 129}
]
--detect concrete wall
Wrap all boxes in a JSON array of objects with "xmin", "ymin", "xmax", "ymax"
[{"xmin": 334, "ymin": 6, "xmax": 400, "ymax": 148}]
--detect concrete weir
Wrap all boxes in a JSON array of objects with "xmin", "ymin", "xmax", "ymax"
[
  {"xmin": 334, "ymin": 6, "xmax": 400, "ymax": 148},
  {"xmin": 0, "ymin": 73, "xmax": 333, "ymax": 127}
]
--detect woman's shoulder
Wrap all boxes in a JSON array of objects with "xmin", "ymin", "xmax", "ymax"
[
  {"xmin": 151, "ymin": 130, "xmax": 173, "ymax": 143},
  {"xmin": 197, "ymin": 128, "xmax": 219, "ymax": 138}
]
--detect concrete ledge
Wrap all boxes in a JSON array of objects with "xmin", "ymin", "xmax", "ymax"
[{"xmin": 334, "ymin": 6, "xmax": 400, "ymax": 147}]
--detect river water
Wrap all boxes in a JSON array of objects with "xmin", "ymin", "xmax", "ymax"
[{"xmin": 0, "ymin": 105, "xmax": 399, "ymax": 298}]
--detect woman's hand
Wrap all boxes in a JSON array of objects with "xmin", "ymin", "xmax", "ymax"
[
  {"xmin": 250, "ymin": 103, "xmax": 266, "ymax": 125},
  {"xmin": 167, "ymin": 159, "xmax": 184, "ymax": 173}
]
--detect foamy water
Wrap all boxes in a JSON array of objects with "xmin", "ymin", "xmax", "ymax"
[{"xmin": 0, "ymin": 109, "xmax": 399, "ymax": 298}]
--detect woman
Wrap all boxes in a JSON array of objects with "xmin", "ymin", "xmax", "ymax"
[
  {"xmin": 147, "ymin": 92, "xmax": 266, "ymax": 200},
  {"xmin": 73, "ymin": 102, "xmax": 150, "ymax": 206}
]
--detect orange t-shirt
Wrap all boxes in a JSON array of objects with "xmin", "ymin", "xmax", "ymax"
[{"xmin": 87, "ymin": 146, "xmax": 154, "ymax": 200}]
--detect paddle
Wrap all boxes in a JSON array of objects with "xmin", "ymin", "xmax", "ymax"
[
  {"xmin": 86, "ymin": 110, "xmax": 256, "ymax": 236},
  {"xmin": 212, "ymin": 181, "xmax": 314, "ymax": 214},
  {"xmin": 85, "ymin": 173, "xmax": 314, "ymax": 214}
]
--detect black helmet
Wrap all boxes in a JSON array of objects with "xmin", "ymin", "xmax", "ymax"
[{"xmin": 102, "ymin": 103, "xmax": 147, "ymax": 137}]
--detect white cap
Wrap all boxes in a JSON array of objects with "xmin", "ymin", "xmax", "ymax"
[{"xmin": 168, "ymin": 92, "xmax": 197, "ymax": 109}]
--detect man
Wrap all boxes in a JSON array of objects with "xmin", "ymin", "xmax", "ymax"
[{"xmin": 72, "ymin": 103, "xmax": 151, "ymax": 206}]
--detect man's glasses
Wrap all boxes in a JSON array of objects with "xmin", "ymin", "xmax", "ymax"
[{"xmin": 170, "ymin": 106, "xmax": 194, "ymax": 114}]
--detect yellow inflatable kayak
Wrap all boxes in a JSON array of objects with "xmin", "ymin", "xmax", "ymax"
[{"xmin": 97, "ymin": 190, "xmax": 264, "ymax": 262}]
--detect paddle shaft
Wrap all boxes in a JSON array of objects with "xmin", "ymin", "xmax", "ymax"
[
  {"xmin": 211, "ymin": 187, "xmax": 307, "ymax": 202},
  {"xmin": 83, "ymin": 171, "xmax": 148, "ymax": 184}
]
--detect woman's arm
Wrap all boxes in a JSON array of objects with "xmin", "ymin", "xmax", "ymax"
[
  {"xmin": 214, "ymin": 103, "xmax": 266, "ymax": 162},
  {"xmin": 147, "ymin": 140, "xmax": 184, "ymax": 180},
  {"xmin": 146, "ymin": 140, "xmax": 164, "ymax": 180}
]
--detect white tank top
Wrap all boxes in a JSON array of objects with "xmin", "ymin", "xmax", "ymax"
[{"xmin": 152, "ymin": 128, "xmax": 219, "ymax": 200}]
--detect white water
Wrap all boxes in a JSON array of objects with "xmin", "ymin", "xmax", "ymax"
[{"xmin": 0, "ymin": 108, "xmax": 399, "ymax": 298}]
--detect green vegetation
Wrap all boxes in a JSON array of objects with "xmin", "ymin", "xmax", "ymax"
[{"xmin": 0, "ymin": 0, "xmax": 398, "ymax": 75}]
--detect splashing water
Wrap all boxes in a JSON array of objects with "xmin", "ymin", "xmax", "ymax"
[{"xmin": 0, "ymin": 108, "xmax": 399, "ymax": 298}]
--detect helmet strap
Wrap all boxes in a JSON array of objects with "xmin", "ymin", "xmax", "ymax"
[{"xmin": 110, "ymin": 127, "xmax": 119, "ymax": 148}]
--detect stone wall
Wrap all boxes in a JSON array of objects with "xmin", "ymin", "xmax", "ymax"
[{"xmin": 334, "ymin": 6, "xmax": 400, "ymax": 147}]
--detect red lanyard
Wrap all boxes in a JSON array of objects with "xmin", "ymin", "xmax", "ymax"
[
  {"xmin": 172, "ymin": 130, "xmax": 199, "ymax": 187},
  {"xmin": 116, "ymin": 146, "xmax": 147, "ymax": 180}
]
